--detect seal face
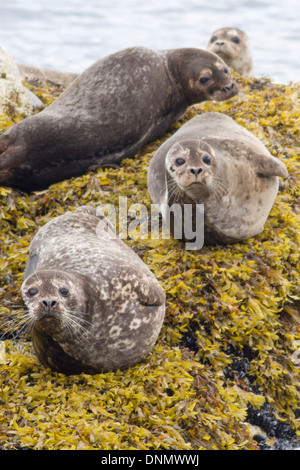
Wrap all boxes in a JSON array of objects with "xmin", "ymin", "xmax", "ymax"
[
  {"xmin": 21, "ymin": 206, "xmax": 166, "ymax": 374},
  {"xmin": 147, "ymin": 112, "xmax": 288, "ymax": 245},
  {"xmin": 0, "ymin": 46, "xmax": 238, "ymax": 192},
  {"xmin": 165, "ymin": 139, "xmax": 216, "ymax": 199},
  {"xmin": 207, "ymin": 27, "xmax": 253, "ymax": 76}
]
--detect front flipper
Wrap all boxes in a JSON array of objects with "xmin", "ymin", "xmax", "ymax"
[
  {"xmin": 203, "ymin": 137, "xmax": 288, "ymax": 179},
  {"xmin": 135, "ymin": 277, "xmax": 166, "ymax": 307},
  {"xmin": 245, "ymin": 149, "xmax": 288, "ymax": 179}
]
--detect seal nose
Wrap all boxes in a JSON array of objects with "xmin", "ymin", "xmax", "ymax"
[
  {"xmin": 224, "ymin": 83, "xmax": 234, "ymax": 91},
  {"xmin": 216, "ymin": 41, "xmax": 225, "ymax": 46},
  {"xmin": 42, "ymin": 300, "xmax": 57, "ymax": 308},
  {"xmin": 190, "ymin": 168, "xmax": 203, "ymax": 175}
]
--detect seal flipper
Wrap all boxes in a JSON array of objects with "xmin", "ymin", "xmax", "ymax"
[
  {"xmin": 0, "ymin": 144, "xmax": 28, "ymax": 173},
  {"xmin": 245, "ymin": 150, "xmax": 288, "ymax": 179},
  {"xmin": 135, "ymin": 277, "xmax": 166, "ymax": 307},
  {"xmin": 0, "ymin": 131, "xmax": 22, "ymax": 164},
  {"xmin": 0, "ymin": 134, "xmax": 8, "ymax": 153},
  {"xmin": 203, "ymin": 137, "xmax": 288, "ymax": 179}
]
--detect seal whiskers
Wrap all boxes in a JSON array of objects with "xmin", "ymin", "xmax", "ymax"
[
  {"xmin": 167, "ymin": 179, "xmax": 184, "ymax": 204},
  {"xmin": 209, "ymin": 176, "xmax": 228, "ymax": 201},
  {"xmin": 63, "ymin": 309, "xmax": 97, "ymax": 341},
  {"xmin": 0, "ymin": 309, "xmax": 35, "ymax": 340}
]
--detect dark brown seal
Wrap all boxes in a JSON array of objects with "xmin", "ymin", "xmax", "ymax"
[
  {"xmin": 0, "ymin": 46, "xmax": 238, "ymax": 192},
  {"xmin": 147, "ymin": 112, "xmax": 288, "ymax": 246},
  {"xmin": 21, "ymin": 206, "xmax": 166, "ymax": 374},
  {"xmin": 207, "ymin": 27, "xmax": 253, "ymax": 76}
]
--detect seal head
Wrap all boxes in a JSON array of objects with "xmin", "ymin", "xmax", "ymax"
[
  {"xmin": 167, "ymin": 48, "xmax": 238, "ymax": 104},
  {"xmin": 166, "ymin": 139, "xmax": 216, "ymax": 200},
  {"xmin": 207, "ymin": 27, "xmax": 253, "ymax": 76},
  {"xmin": 22, "ymin": 270, "xmax": 91, "ymax": 333}
]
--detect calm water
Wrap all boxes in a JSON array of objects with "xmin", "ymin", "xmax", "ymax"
[{"xmin": 0, "ymin": 0, "xmax": 299, "ymax": 84}]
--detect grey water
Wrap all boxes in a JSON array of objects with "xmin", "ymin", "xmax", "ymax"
[{"xmin": 0, "ymin": 0, "xmax": 299, "ymax": 84}]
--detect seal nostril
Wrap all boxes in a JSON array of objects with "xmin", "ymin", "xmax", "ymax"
[
  {"xmin": 42, "ymin": 300, "xmax": 57, "ymax": 308},
  {"xmin": 190, "ymin": 168, "xmax": 203, "ymax": 175},
  {"xmin": 225, "ymin": 83, "xmax": 234, "ymax": 91},
  {"xmin": 216, "ymin": 41, "xmax": 225, "ymax": 46}
]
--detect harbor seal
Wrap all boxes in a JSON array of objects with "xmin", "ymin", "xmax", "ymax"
[
  {"xmin": 207, "ymin": 27, "xmax": 253, "ymax": 76},
  {"xmin": 147, "ymin": 112, "xmax": 288, "ymax": 246},
  {"xmin": 21, "ymin": 206, "xmax": 166, "ymax": 374},
  {"xmin": 0, "ymin": 46, "xmax": 238, "ymax": 192}
]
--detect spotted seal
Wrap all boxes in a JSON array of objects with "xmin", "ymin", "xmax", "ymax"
[
  {"xmin": 147, "ymin": 112, "xmax": 288, "ymax": 246},
  {"xmin": 0, "ymin": 46, "xmax": 238, "ymax": 192},
  {"xmin": 207, "ymin": 27, "xmax": 253, "ymax": 76},
  {"xmin": 21, "ymin": 206, "xmax": 166, "ymax": 374}
]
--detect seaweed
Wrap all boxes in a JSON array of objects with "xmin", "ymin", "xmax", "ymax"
[{"xmin": 0, "ymin": 73, "xmax": 299, "ymax": 450}]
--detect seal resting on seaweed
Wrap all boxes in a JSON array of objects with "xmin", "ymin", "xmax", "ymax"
[
  {"xmin": 0, "ymin": 46, "xmax": 238, "ymax": 192},
  {"xmin": 21, "ymin": 206, "xmax": 166, "ymax": 374},
  {"xmin": 207, "ymin": 27, "xmax": 253, "ymax": 76},
  {"xmin": 147, "ymin": 112, "xmax": 288, "ymax": 246}
]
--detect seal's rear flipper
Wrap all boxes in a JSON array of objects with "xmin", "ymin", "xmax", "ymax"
[
  {"xmin": 136, "ymin": 277, "xmax": 166, "ymax": 307},
  {"xmin": 0, "ymin": 145, "xmax": 26, "ymax": 171},
  {"xmin": 0, "ymin": 134, "xmax": 9, "ymax": 154}
]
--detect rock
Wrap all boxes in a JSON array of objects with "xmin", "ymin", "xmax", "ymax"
[
  {"xmin": 18, "ymin": 63, "xmax": 78, "ymax": 88},
  {"xmin": 0, "ymin": 47, "xmax": 43, "ymax": 115}
]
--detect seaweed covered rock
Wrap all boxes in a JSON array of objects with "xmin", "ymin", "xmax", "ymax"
[
  {"xmin": 0, "ymin": 72, "xmax": 299, "ymax": 450},
  {"xmin": 18, "ymin": 63, "xmax": 77, "ymax": 88}
]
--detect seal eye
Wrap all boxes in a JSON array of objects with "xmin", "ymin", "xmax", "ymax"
[
  {"xmin": 210, "ymin": 35, "xmax": 217, "ymax": 43},
  {"xmin": 199, "ymin": 77, "xmax": 211, "ymax": 85},
  {"xmin": 59, "ymin": 287, "xmax": 69, "ymax": 297},
  {"xmin": 27, "ymin": 287, "xmax": 38, "ymax": 297},
  {"xmin": 203, "ymin": 154, "xmax": 212, "ymax": 165},
  {"xmin": 175, "ymin": 157, "xmax": 186, "ymax": 166},
  {"xmin": 231, "ymin": 36, "xmax": 240, "ymax": 44},
  {"xmin": 224, "ymin": 67, "xmax": 229, "ymax": 75}
]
